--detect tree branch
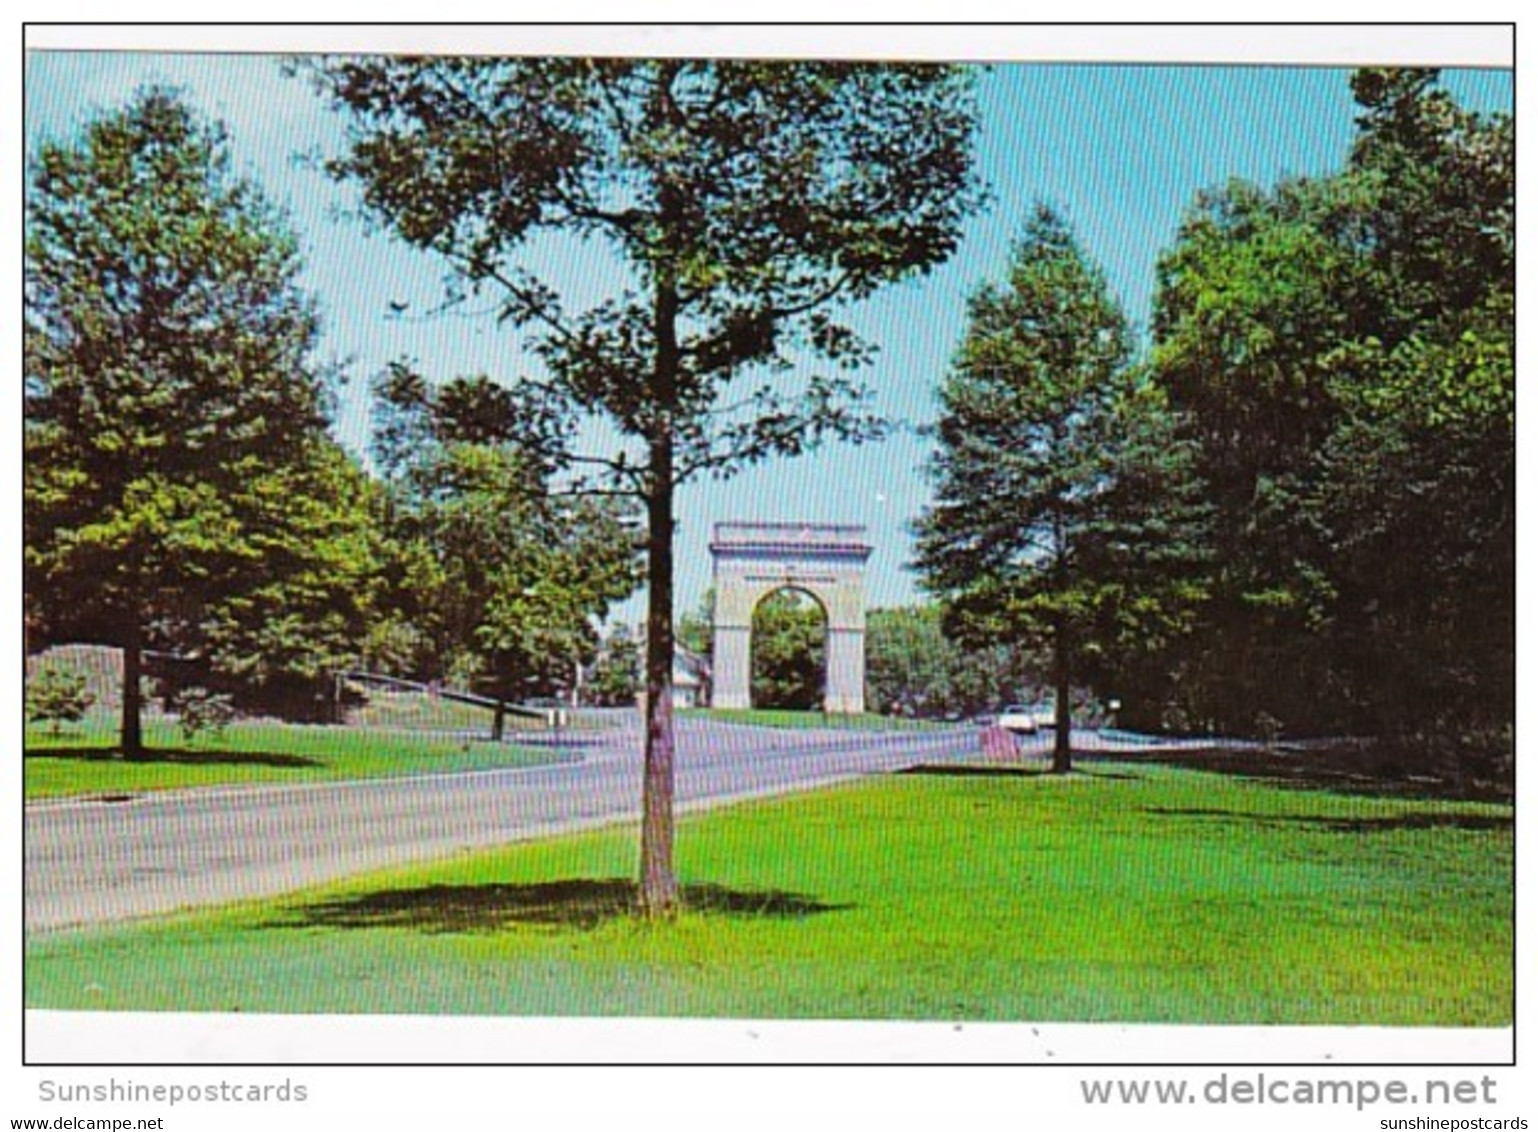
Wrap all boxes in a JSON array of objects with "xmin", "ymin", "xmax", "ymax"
[
  {"xmin": 676, "ymin": 418, "xmax": 814, "ymax": 482},
  {"xmin": 558, "ymin": 449, "xmax": 648, "ymax": 486},
  {"xmin": 549, "ymin": 483, "xmax": 646, "ymax": 501},
  {"xmin": 452, "ymin": 254, "xmax": 578, "ymax": 347},
  {"xmin": 677, "ymin": 268, "xmax": 857, "ymax": 372}
]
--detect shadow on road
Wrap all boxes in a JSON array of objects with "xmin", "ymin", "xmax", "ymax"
[
  {"xmin": 23, "ymin": 746, "xmax": 321, "ymax": 768},
  {"xmin": 507, "ymin": 732, "xmax": 619, "ymax": 750},
  {"xmin": 269, "ymin": 878, "xmax": 851, "ymax": 934}
]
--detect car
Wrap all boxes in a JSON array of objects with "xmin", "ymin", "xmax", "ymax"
[{"xmin": 996, "ymin": 704, "xmax": 1040, "ymax": 735}]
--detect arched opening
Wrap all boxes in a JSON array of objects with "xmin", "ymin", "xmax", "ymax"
[
  {"xmin": 708, "ymin": 522, "xmax": 871, "ymax": 714},
  {"xmin": 749, "ymin": 587, "xmax": 828, "ymax": 711}
]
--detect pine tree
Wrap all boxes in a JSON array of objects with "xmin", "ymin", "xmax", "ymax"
[
  {"xmin": 25, "ymin": 87, "xmax": 377, "ymax": 753},
  {"xmin": 917, "ymin": 206, "xmax": 1208, "ymax": 769}
]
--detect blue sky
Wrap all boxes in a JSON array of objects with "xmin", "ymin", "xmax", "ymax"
[{"xmin": 24, "ymin": 47, "xmax": 1513, "ymax": 623}]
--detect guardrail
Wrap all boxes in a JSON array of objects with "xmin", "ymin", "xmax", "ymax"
[{"xmin": 339, "ymin": 671, "xmax": 569, "ymax": 739}]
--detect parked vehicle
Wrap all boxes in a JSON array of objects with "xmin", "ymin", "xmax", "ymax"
[{"xmin": 996, "ymin": 704, "xmax": 1040, "ymax": 735}]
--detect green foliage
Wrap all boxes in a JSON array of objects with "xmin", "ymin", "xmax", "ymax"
[
  {"xmin": 864, "ymin": 604, "xmax": 1040, "ymax": 719},
  {"xmin": 24, "ymin": 87, "xmax": 381, "ymax": 743},
  {"xmin": 864, "ymin": 605, "xmax": 958, "ymax": 717},
  {"xmin": 168, "ymin": 686, "xmax": 236, "ymax": 743},
  {"xmin": 26, "ymin": 665, "xmax": 96, "ymax": 736},
  {"xmin": 372, "ymin": 364, "xmax": 642, "ymax": 702},
  {"xmin": 1148, "ymin": 175, "xmax": 1360, "ymax": 733},
  {"xmin": 585, "ymin": 625, "xmax": 641, "ymax": 707},
  {"xmin": 675, "ymin": 590, "xmax": 715, "ymax": 661},
  {"xmin": 304, "ymin": 56, "xmax": 986, "ymax": 911},
  {"xmin": 303, "ymin": 56, "xmax": 986, "ymax": 503},
  {"xmin": 1325, "ymin": 69, "xmax": 1513, "ymax": 747},
  {"xmin": 1149, "ymin": 68, "xmax": 1512, "ymax": 755},
  {"xmin": 917, "ymin": 205, "xmax": 1209, "ymax": 761},
  {"xmin": 203, "ymin": 440, "xmax": 391, "ymax": 719},
  {"xmin": 750, "ymin": 590, "xmax": 826, "ymax": 710}
]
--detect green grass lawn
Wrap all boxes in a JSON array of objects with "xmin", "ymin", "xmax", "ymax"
[
  {"xmin": 24, "ymin": 715, "xmax": 568, "ymax": 800},
  {"xmin": 25, "ymin": 761, "xmax": 1512, "ymax": 1025},
  {"xmin": 686, "ymin": 707, "xmax": 959, "ymax": 732}
]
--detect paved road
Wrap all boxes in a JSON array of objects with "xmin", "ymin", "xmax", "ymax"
[
  {"xmin": 26, "ymin": 716, "xmax": 1219, "ymax": 933},
  {"xmin": 25, "ymin": 715, "xmax": 988, "ymax": 932}
]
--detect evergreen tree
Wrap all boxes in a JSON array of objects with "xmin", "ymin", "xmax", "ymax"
[
  {"xmin": 25, "ymin": 87, "xmax": 376, "ymax": 754},
  {"xmin": 917, "ymin": 206, "xmax": 1207, "ymax": 770}
]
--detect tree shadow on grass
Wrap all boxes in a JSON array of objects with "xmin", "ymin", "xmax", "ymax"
[
  {"xmin": 269, "ymin": 878, "xmax": 851, "ymax": 934},
  {"xmin": 1125, "ymin": 746, "xmax": 1510, "ymax": 804},
  {"xmin": 1145, "ymin": 806, "xmax": 1512, "ymax": 835},
  {"xmin": 23, "ymin": 746, "xmax": 321, "ymax": 768},
  {"xmin": 900, "ymin": 764, "xmax": 1142, "ymax": 782},
  {"xmin": 901, "ymin": 764, "xmax": 1053, "ymax": 778}
]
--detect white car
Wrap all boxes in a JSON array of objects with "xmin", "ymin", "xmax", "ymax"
[{"xmin": 996, "ymin": 704, "xmax": 1040, "ymax": 735}]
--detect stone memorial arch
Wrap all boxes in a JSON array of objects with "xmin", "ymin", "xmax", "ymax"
[{"xmin": 709, "ymin": 522, "xmax": 872, "ymax": 714}]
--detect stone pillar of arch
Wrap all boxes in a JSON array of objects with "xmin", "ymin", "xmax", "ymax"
[{"xmin": 709, "ymin": 522, "xmax": 872, "ymax": 714}]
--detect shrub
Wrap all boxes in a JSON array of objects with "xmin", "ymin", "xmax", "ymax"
[
  {"xmin": 26, "ymin": 665, "xmax": 96, "ymax": 736},
  {"xmin": 169, "ymin": 686, "xmax": 236, "ymax": 743}
]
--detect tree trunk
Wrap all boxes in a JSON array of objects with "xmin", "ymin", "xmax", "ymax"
[
  {"xmin": 638, "ymin": 208, "xmax": 682, "ymax": 917},
  {"xmin": 639, "ymin": 476, "xmax": 680, "ymax": 915},
  {"xmin": 1051, "ymin": 618, "xmax": 1072, "ymax": 774},
  {"xmin": 122, "ymin": 626, "xmax": 145, "ymax": 761},
  {"xmin": 1049, "ymin": 493, "xmax": 1073, "ymax": 774}
]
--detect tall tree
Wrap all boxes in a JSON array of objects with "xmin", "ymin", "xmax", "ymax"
[
  {"xmin": 1321, "ymin": 68, "xmax": 1513, "ymax": 752},
  {"xmin": 1150, "ymin": 68, "xmax": 1512, "ymax": 759},
  {"xmin": 1149, "ymin": 175, "xmax": 1360, "ymax": 733},
  {"xmin": 917, "ymin": 205, "xmax": 1207, "ymax": 771},
  {"xmin": 303, "ymin": 56, "xmax": 984, "ymax": 913},
  {"xmin": 199, "ymin": 437, "xmax": 390, "ymax": 720},
  {"xmin": 24, "ymin": 87, "xmax": 371, "ymax": 755},
  {"xmin": 371, "ymin": 364, "xmax": 641, "ymax": 707}
]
